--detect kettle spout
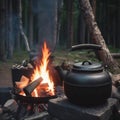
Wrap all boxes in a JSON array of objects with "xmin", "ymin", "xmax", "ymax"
[{"xmin": 55, "ymin": 66, "xmax": 67, "ymax": 81}]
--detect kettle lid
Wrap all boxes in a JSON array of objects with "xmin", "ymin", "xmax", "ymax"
[{"xmin": 73, "ymin": 61, "xmax": 103, "ymax": 72}]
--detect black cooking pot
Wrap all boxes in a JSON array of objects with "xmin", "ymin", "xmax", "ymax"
[{"xmin": 59, "ymin": 44, "xmax": 112, "ymax": 106}]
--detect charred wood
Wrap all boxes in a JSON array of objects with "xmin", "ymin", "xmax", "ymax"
[{"xmin": 23, "ymin": 77, "xmax": 43, "ymax": 96}]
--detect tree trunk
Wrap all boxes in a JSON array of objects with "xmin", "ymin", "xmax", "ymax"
[
  {"xmin": 18, "ymin": 0, "xmax": 30, "ymax": 52},
  {"xmin": 90, "ymin": 0, "xmax": 96, "ymax": 16},
  {"xmin": 56, "ymin": 0, "xmax": 63, "ymax": 47},
  {"xmin": 12, "ymin": 0, "xmax": 21, "ymax": 50},
  {"xmin": 53, "ymin": 0, "xmax": 58, "ymax": 51},
  {"xmin": 23, "ymin": 0, "xmax": 28, "ymax": 37},
  {"xmin": 66, "ymin": 0, "xmax": 74, "ymax": 48},
  {"xmin": 79, "ymin": 0, "xmax": 120, "ymax": 73},
  {"xmin": 77, "ymin": 9, "xmax": 86, "ymax": 44},
  {"xmin": 28, "ymin": 0, "xmax": 33, "ymax": 49},
  {"xmin": 0, "ymin": 0, "xmax": 6, "ymax": 61},
  {"xmin": 116, "ymin": 1, "xmax": 120, "ymax": 48},
  {"xmin": 6, "ymin": 0, "xmax": 13, "ymax": 59}
]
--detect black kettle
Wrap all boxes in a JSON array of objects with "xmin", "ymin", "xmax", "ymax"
[{"xmin": 58, "ymin": 44, "xmax": 112, "ymax": 106}]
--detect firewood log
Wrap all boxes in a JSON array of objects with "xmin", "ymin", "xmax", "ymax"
[
  {"xmin": 23, "ymin": 77, "xmax": 43, "ymax": 96},
  {"xmin": 15, "ymin": 75, "xmax": 29, "ymax": 89},
  {"xmin": 4, "ymin": 99, "xmax": 18, "ymax": 113}
]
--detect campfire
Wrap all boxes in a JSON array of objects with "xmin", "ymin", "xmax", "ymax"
[
  {"xmin": 2, "ymin": 41, "xmax": 63, "ymax": 119},
  {"xmin": 14, "ymin": 41, "xmax": 55, "ymax": 98},
  {"xmin": 0, "ymin": 43, "xmax": 119, "ymax": 120}
]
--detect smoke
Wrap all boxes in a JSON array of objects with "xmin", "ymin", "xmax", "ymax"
[
  {"xmin": 32, "ymin": 0, "xmax": 58, "ymax": 52},
  {"xmin": 32, "ymin": 0, "xmax": 56, "ymax": 14}
]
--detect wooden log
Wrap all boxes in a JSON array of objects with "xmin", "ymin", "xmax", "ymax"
[
  {"xmin": 4, "ymin": 99, "xmax": 18, "ymax": 113},
  {"xmin": 23, "ymin": 77, "xmax": 43, "ymax": 96},
  {"xmin": 111, "ymin": 53, "xmax": 120, "ymax": 59},
  {"xmin": 39, "ymin": 83, "xmax": 49, "ymax": 88},
  {"xmin": 0, "ymin": 99, "xmax": 18, "ymax": 120},
  {"xmin": 37, "ymin": 83, "xmax": 51, "ymax": 97},
  {"xmin": 15, "ymin": 75, "xmax": 29, "ymax": 89}
]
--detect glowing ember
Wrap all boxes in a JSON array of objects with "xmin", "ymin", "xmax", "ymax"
[{"xmin": 31, "ymin": 41, "xmax": 55, "ymax": 97}]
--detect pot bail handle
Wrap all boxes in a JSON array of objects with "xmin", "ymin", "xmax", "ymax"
[
  {"xmin": 82, "ymin": 61, "xmax": 92, "ymax": 65},
  {"xmin": 71, "ymin": 44, "xmax": 102, "ymax": 51}
]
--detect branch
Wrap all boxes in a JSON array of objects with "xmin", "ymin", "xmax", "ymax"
[{"xmin": 19, "ymin": 0, "xmax": 30, "ymax": 52}]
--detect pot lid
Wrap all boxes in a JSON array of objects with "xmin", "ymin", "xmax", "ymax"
[{"xmin": 72, "ymin": 61, "xmax": 103, "ymax": 72}]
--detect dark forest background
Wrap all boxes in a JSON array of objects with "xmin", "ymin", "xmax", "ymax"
[{"xmin": 0, "ymin": 0, "xmax": 120, "ymax": 61}]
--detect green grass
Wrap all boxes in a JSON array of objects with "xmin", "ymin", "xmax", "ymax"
[
  {"xmin": 0, "ymin": 50, "xmax": 29, "ymax": 68},
  {"xmin": 109, "ymin": 45, "xmax": 120, "ymax": 53},
  {"xmin": 0, "ymin": 48, "xmax": 115, "ymax": 66},
  {"xmin": 0, "ymin": 48, "xmax": 119, "ymax": 73}
]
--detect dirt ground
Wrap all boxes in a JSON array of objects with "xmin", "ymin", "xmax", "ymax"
[{"xmin": 0, "ymin": 62, "xmax": 13, "ymax": 87}]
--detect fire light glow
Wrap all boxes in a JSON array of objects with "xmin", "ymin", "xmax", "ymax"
[{"xmin": 31, "ymin": 41, "xmax": 55, "ymax": 97}]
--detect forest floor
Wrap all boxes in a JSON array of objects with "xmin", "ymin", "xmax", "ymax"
[
  {"xmin": 0, "ymin": 51, "xmax": 29, "ymax": 87},
  {"xmin": 0, "ymin": 50, "xmax": 120, "ymax": 87},
  {"xmin": 0, "ymin": 62, "xmax": 12, "ymax": 87}
]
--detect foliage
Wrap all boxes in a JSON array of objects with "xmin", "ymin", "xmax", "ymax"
[
  {"xmin": 0, "ymin": 50, "xmax": 29, "ymax": 66},
  {"xmin": 53, "ymin": 49, "xmax": 99, "ymax": 66},
  {"xmin": 59, "ymin": 0, "xmax": 80, "ymax": 46},
  {"xmin": 108, "ymin": 45, "xmax": 120, "ymax": 53}
]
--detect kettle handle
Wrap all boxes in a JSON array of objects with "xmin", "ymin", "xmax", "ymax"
[
  {"xmin": 82, "ymin": 60, "xmax": 92, "ymax": 65},
  {"xmin": 71, "ymin": 44, "xmax": 102, "ymax": 51}
]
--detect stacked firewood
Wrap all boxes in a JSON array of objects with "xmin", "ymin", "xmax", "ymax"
[
  {"xmin": 12, "ymin": 60, "xmax": 34, "ymax": 70},
  {"xmin": 14, "ymin": 75, "xmax": 56, "ymax": 97},
  {"xmin": 15, "ymin": 75, "xmax": 43, "ymax": 97}
]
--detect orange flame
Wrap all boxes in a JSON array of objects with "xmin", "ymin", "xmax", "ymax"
[{"xmin": 31, "ymin": 41, "xmax": 54, "ymax": 97}]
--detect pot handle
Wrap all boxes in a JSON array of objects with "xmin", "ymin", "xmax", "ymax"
[
  {"xmin": 82, "ymin": 61, "xmax": 92, "ymax": 65},
  {"xmin": 71, "ymin": 44, "xmax": 102, "ymax": 51}
]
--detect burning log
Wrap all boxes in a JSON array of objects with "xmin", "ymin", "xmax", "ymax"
[
  {"xmin": 39, "ymin": 90, "xmax": 50, "ymax": 97},
  {"xmin": 15, "ymin": 75, "xmax": 30, "ymax": 94},
  {"xmin": 23, "ymin": 77, "xmax": 43, "ymax": 96},
  {"xmin": 15, "ymin": 75, "xmax": 30, "ymax": 89},
  {"xmin": 39, "ymin": 83, "xmax": 49, "ymax": 89},
  {"xmin": 37, "ymin": 83, "xmax": 54, "ymax": 97}
]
